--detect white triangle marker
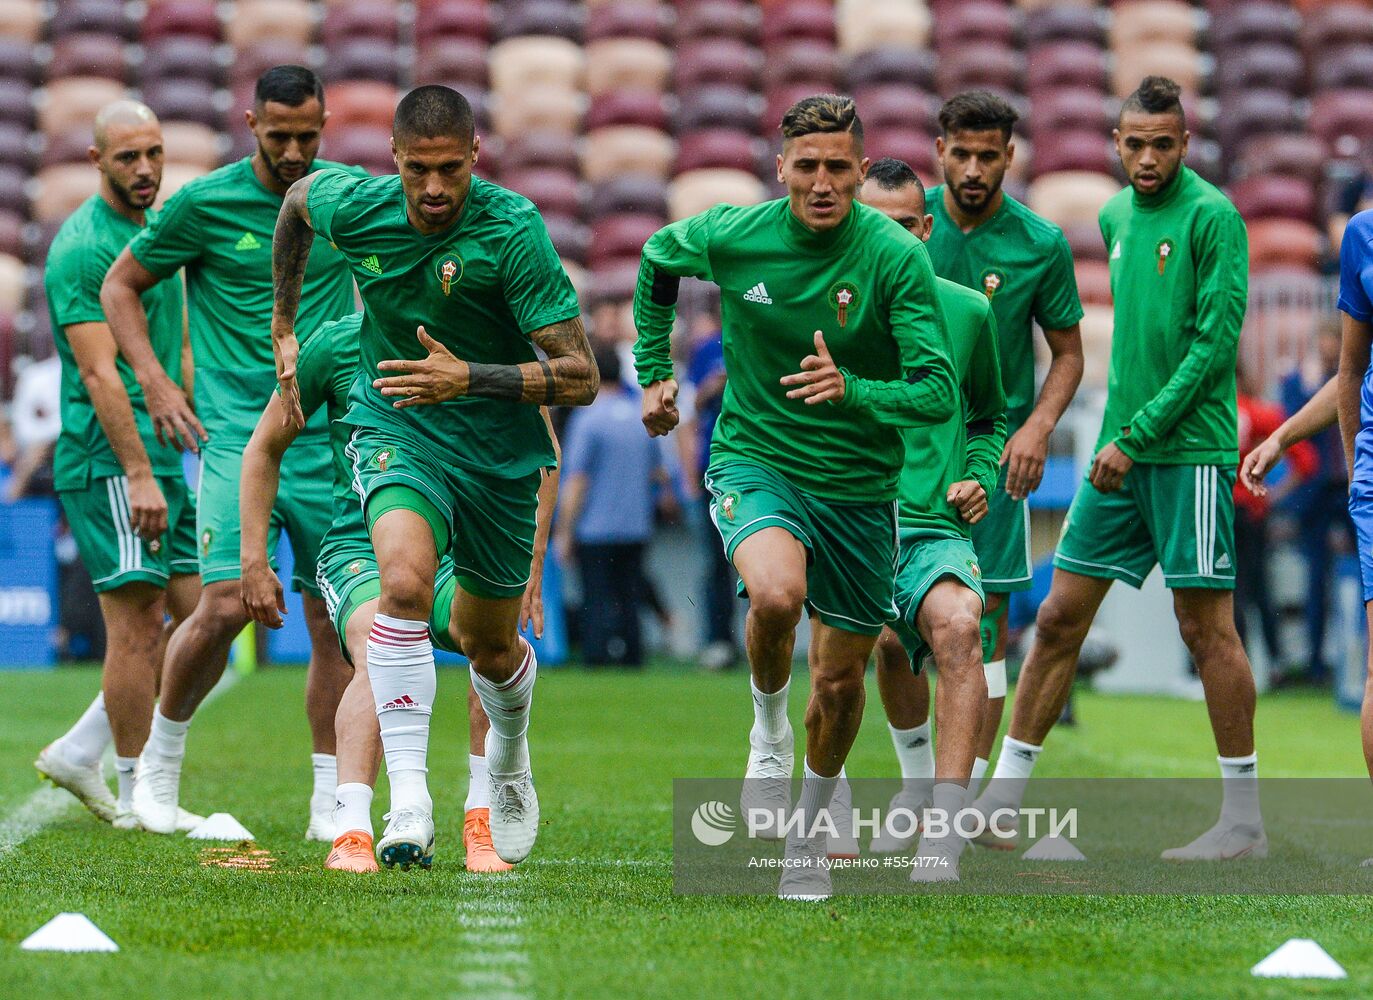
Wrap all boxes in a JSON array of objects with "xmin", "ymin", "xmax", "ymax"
[
  {"xmin": 21, "ymin": 913, "xmax": 118, "ymax": 952},
  {"xmin": 1022, "ymin": 835, "xmax": 1086, "ymax": 861},
  {"xmin": 1251, "ymin": 939, "xmax": 1346, "ymax": 979},
  {"xmin": 186, "ymin": 812, "xmax": 255, "ymax": 841}
]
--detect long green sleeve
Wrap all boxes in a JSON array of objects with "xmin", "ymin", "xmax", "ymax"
[
  {"xmin": 961, "ymin": 308, "xmax": 1007, "ymax": 496},
  {"xmin": 632, "ymin": 209, "xmax": 719, "ymax": 386}
]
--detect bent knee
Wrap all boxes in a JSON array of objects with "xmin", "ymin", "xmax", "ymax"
[
  {"xmin": 874, "ymin": 628, "xmax": 909, "ymax": 673},
  {"xmin": 748, "ymin": 582, "xmax": 806, "ymax": 631},
  {"xmin": 1035, "ymin": 597, "xmax": 1091, "ymax": 647}
]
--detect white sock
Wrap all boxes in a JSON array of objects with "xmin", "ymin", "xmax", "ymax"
[
  {"xmin": 979, "ymin": 735, "xmax": 1041, "ymax": 811},
  {"xmin": 56, "ymin": 693, "xmax": 111, "ymax": 767},
  {"xmin": 793, "ymin": 759, "xmax": 838, "ymax": 840},
  {"xmin": 470, "ymin": 639, "xmax": 537, "ymax": 777},
  {"xmin": 147, "ymin": 709, "xmax": 190, "ymax": 763},
  {"xmin": 889, "ymin": 720, "xmax": 934, "ymax": 798},
  {"xmin": 750, "ymin": 677, "xmax": 791, "ymax": 744},
  {"xmin": 114, "ymin": 755, "xmax": 137, "ymax": 809},
  {"xmin": 367, "ymin": 614, "xmax": 435, "ymax": 814},
  {"xmin": 929, "ymin": 781, "xmax": 970, "ymax": 858},
  {"xmin": 333, "ymin": 782, "xmax": 374, "ymax": 838},
  {"xmin": 311, "ymin": 753, "xmax": 337, "ymax": 811},
  {"xmin": 1218, "ymin": 753, "xmax": 1261, "ymax": 827},
  {"xmin": 966, "ymin": 756, "xmax": 990, "ymax": 808},
  {"xmin": 466, "ymin": 754, "xmax": 490, "ymax": 811}
]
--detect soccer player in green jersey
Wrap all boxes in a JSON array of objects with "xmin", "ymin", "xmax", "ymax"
[
  {"xmin": 856, "ymin": 159, "xmax": 1007, "ymax": 879},
  {"xmin": 100, "ymin": 67, "xmax": 361, "ymax": 837},
  {"xmin": 35, "ymin": 101, "xmax": 203, "ymax": 831},
  {"xmin": 634, "ymin": 95, "xmax": 957, "ymax": 900},
  {"xmin": 238, "ymin": 312, "xmax": 561, "ymax": 873},
  {"xmin": 973, "ymin": 77, "xmax": 1265, "ymax": 860},
  {"xmin": 925, "ymin": 92, "xmax": 1085, "ymax": 785},
  {"xmin": 270, "ymin": 86, "xmax": 597, "ymax": 869}
]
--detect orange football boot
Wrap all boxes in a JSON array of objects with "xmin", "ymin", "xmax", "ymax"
[
  {"xmin": 326, "ymin": 829, "xmax": 379, "ymax": 873},
  {"xmin": 464, "ymin": 808, "xmax": 514, "ymax": 873}
]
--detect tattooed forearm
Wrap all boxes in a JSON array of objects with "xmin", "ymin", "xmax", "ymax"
[
  {"xmin": 271, "ymin": 177, "xmax": 316, "ymax": 332},
  {"xmin": 464, "ymin": 363, "xmax": 526, "ymax": 400},
  {"xmin": 462, "ymin": 317, "xmax": 599, "ymax": 406}
]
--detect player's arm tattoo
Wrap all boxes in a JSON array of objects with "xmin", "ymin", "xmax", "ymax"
[
  {"xmin": 271, "ymin": 176, "xmax": 315, "ymax": 329},
  {"xmin": 464, "ymin": 316, "xmax": 600, "ymax": 406}
]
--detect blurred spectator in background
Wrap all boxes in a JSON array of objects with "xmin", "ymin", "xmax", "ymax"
[
  {"xmin": 5, "ymin": 354, "xmax": 60, "ymax": 500},
  {"xmin": 1235, "ymin": 365, "xmax": 1315, "ymax": 676},
  {"xmin": 1281, "ymin": 321, "xmax": 1354, "ymax": 684},
  {"xmin": 589, "ymin": 295, "xmax": 638, "ymax": 390},
  {"xmin": 679, "ymin": 310, "xmax": 738, "ymax": 670},
  {"xmin": 556, "ymin": 345, "xmax": 671, "ymax": 667}
]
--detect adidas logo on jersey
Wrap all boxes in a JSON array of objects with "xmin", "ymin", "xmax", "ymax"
[
  {"xmin": 360, "ymin": 254, "xmax": 383, "ymax": 275},
  {"xmin": 235, "ymin": 232, "xmax": 262, "ymax": 251},
  {"xmin": 742, "ymin": 282, "xmax": 772, "ymax": 304},
  {"xmin": 1110, "ymin": 241, "xmax": 1121, "ymax": 260}
]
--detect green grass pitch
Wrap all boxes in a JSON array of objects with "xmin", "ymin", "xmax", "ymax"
[{"xmin": 2, "ymin": 664, "xmax": 1372, "ymax": 999}]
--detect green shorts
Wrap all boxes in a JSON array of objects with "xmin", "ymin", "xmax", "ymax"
[
  {"xmin": 315, "ymin": 526, "xmax": 463, "ymax": 660},
  {"xmin": 888, "ymin": 530, "xmax": 986, "ymax": 672},
  {"xmin": 1054, "ymin": 463, "xmax": 1236, "ymax": 590},
  {"xmin": 59, "ymin": 473, "xmax": 199, "ymax": 592},
  {"xmin": 704, "ymin": 460, "xmax": 898, "ymax": 636},
  {"xmin": 971, "ymin": 473, "xmax": 1032, "ymax": 593},
  {"xmin": 346, "ymin": 427, "xmax": 539, "ymax": 600},
  {"xmin": 196, "ymin": 433, "xmax": 332, "ymax": 595}
]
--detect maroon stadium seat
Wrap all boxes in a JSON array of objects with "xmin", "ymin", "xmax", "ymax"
[
  {"xmin": 500, "ymin": 130, "xmax": 581, "ymax": 174},
  {"xmin": 0, "ymin": 38, "xmax": 38, "ymax": 83},
  {"xmin": 588, "ymin": 174, "xmax": 669, "ymax": 218},
  {"xmin": 322, "ymin": 1, "xmax": 400, "ymax": 46},
  {"xmin": 0, "ymin": 210, "xmax": 22, "ymax": 258},
  {"xmin": 51, "ymin": 0, "xmax": 131, "ymax": 40},
  {"xmin": 142, "ymin": 0, "xmax": 220, "ymax": 44},
  {"xmin": 1215, "ymin": 43, "xmax": 1305, "ymax": 96},
  {"xmin": 1211, "ymin": 1, "xmax": 1302, "ymax": 50},
  {"xmin": 1026, "ymin": 42, "xmax": 1111, "ymax": 93},
  {"xmin": 1217, "ymin": 89, "xmax": 1306, "ymax": 155},
  {"xmin": 0, "ymin": 122, "xmax": 29, "ymax": 170},
  {"xmin": 1028, "ymin": 88, "xmax": 1112, "ymax": 137},
  {"xmin": 415, "ymin": 0, "xmax": 493, "ymax": 43},
  {"xmin": 762, "ymin": 83, "xmax": 834, "ymax": 137},
  {"xmin": 502, "ymin": 167, "xmax": 583, "ymax": 218},
  {"xmin": 48, "ymin": 34, "xmax": 127, "ymax": 83},
  {"xmin": 1236, "ymin": 133, "xmax": 1329, "ymax": 185},
  {"xmin": 1061, "ymin": 221, "xmax": 1108, "ymax": 262},
  {"xmin": 936, "ymin": 44, "xmax": 1025, "ymax": 95},
  {"xmin": 543, "ymin": 213, "xmax": 590, "ymax": 265},
  {"xmin": 760, "ymin": 0, "xmax": 835, "ymax": 48},
  {"xmin": 584, "ymin": 91, "xmax": 670, "ymax": 132},
  {"xmin": 844, "ymin": 46, "xmax": 938, "ymax": 92},
  {"xmin": 140, "ymin": 36, "xmax": 222, "ymax": 87},
  {"xmin": 321, "ymin": 39, "xmax": 403, "ymax": 86},
  {"xmin": 861, "ymin": 127, "xmax": 937, "ymax": 180},
  {"xmin": 1074, "ymin": 260, "xmax": 1112, "ymax": 306},
  {"xmin": 323, "ymin": 126, "xmax": 396, "ymax": 175},
  {"xmin": 586, "ymin": 263, "xmax": 640, "ymax": 309},
  {"xmin": 933, "ymin": 1, "xmax": 1019, "ymax": 49},
  {"xmin": 761, "ymin": 40, "xmax": 840, "ymax": 91},
  {"xmin": 675, "ymin": 128, "xmax": 762, "ymax": 174},
  {"xmin": 853, "ymin": 85, "xmax": 938, "ymax": 136},
  {"xmin": 39, "ymin": 129, "xmax": 93, "ymax": 168},
  {"xmin": 675, "ymin": 1, "xmax": 759, "ymax": 45},
  {"xmin": 586, "ymin": 3, "xmax": 671, "ymax": 43},
  {"xmin": 1312, "ymin": 46, "xmax": 1373, "ymax": 95},
  {"xmin": 1247, "ymin": 218, "xmax": 1323, "ymax": 269},
  {"xmin": 674, "ymin": 39, "xmax": 762, "ymax": 91},
  {"xmin": 1308, "ymin": 89, "xmax": 1373, "ymax": 147},
  {"xmin": 1304, "ymin": 3, "xmax": 1373, "ymax": 55},
  {"xmin": 0, "ymin": 79, "xmax": 33, "ymax": 128},
  {"xmin": 675, "ymin": 86, "xmax": 761, "ymax": 135},
  {"xmin": 1230, "ymin": 174, "xmax": 1318, "ymax": 223},
  {"xmin": 588, "ymin": 213, "xmax": 664, "ymax": 268},
  {"xmin": 229, "ymin": 40, "xmax": 312, "ymax": 90},
  {"xmin": 326, "ymin": 81, "xmax": 399, "ymax": 131},
  {"xmin": 494, "ymin": 1, "xmax": 585, "ymax": 43},
  {"xmin": 143, "ymin": 78, "xmax": 221, "ymax": 131},
  {"xmin": 4, "ymin": 163, "xmax": 35, "ymax": 214},
  {"xmin": 414, "ymin": 37, "xmax": 489, "ymax": 88},
  {"xmin": 1021, "ymin": 6, "xmax": 1106, "ymax": 47},
  {"xmin": 1030, "ymin": 129, "xmax": 1114, "ymax": 177}
]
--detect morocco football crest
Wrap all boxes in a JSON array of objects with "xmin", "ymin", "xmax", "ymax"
[
  {"xmin": 828, "ymin": 281, "xmax": 859, "ymax": 327},
  {"xmin": 1156, "ymin": 238, "xmax": 1175, "ymax": 276},
  {"xmin": 372, "ymin": 447, "xmax": 394, "ymax": 472},
  {"xmin": 434, "ymin": 250, "xmax": 464, "ymax": 296},
  {"xmin": 980, "ymin": 269, "xmax": 1006, "ymax": 299}
]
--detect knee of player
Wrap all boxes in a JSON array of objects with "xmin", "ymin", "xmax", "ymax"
[
  {"xmin": 928, "ymin": 606, "xmax": 981, "ymax": 656},
  {"xmin": 1176, "ymin": 609, "xmax": 1236, "ymax": 659},
  {"xmin": 874, "ymin": 628, "xmax": 908, "ymax": 674},
  {"xmin": 193, "ymin": 583, "xmax": 251, "ymax": 636},
  {"xmin": 810, "ymin": 666, "xmax": 866, "ymax": 708},
  {"xmin": 747, "ymin": 584, "xmax": 805, "ymax": 632},
  {"xmin": 376, "ymin": 569, "xmax": 435, "ymax": 620},
  {"xmin": 459, "ymin": 630, "xmax": 518, "ymax": 671}
]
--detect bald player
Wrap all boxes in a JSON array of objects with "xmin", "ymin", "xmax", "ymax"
[{"xmin": 35, "ymin": 102, "xmax": 204, "ymax": 831}]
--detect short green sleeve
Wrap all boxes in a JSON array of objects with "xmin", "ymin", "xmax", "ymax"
[
  {"xmin": 1033, "ymin": 231, "xmax": 1085, "ymax": 331},
  {"xmin": 306, "ymin": 168, "xmax": 366, "ymax": 247},
  {"xmin": 46, "ymin": 242, "xmax": 110, "ymax": 328},
  {"xmin": 498, "ymin": 214, "xmax": 580, "ymax": 334},
  {"xmin": 128, "ymin": 184, "xmax": 202, "ymax": 279},
  {"xmin": 292, "ymin": 316, "xmax": 338, "ymax": 421}
]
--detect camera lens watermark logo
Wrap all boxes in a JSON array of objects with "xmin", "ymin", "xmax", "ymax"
[{"xmin": 691, "ymin": 801, "xmax": 737, "ymax": 846}]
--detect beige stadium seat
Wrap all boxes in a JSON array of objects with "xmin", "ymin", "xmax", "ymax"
[
  {"xmin": 1015, "ymin": 0, "xmax": 1096, "ymax": 9},
  {"xmin": 226, "ymin": 0, "xmax": 314, "ymax": 49},
  {"xmin": 32, "ymin": 164, "xmax": 100, "ymax": 223},
  {"xmin": 1026, "ymin": 170, "xmax": 1121, "ymax": 230},
  {"xmin": 668, "ymin": 168, "xmax": 768, "ymax": 221},
  {"xmin": 38, "ymin": 77, "xmax": 127, "ymax": 139},
  {"xmin": 0, "ymin": 253, "xmax": 23, "ymax": 314},
  {"xmin": 581, "ymin": 125, "xmax": 675, "ymax": 182},
  {"xmin": 0, "ymin": 0, "xmax": 41, "ymax": 42},
  {"xmin": 159, "ymin": 121, "xmax": 220, "ymax": 171},
  {"xmin": 155, "ymin": 164, "xmax": 207, "ymax": 207},
  {"xmin": 584, "ymin": 38, "xmax": 671, "ymax": 96},
  {"xmin": 838, "ymin": 0, "xmax": 930, "ymax": 56},
  {"xmin": 1111, "ymin": 43, "xmax": 1203, "ymax": 99},
  {"xmin": 489, "ymin": 36, "xmax": 584, "ymax": 95},
  {"xmin": 1110, "ymin": 1, "xmax": 1196, "ymax": 50},
  {"xmin": 1079, "ymin": 304, "xmax": 1114, "ymax": 391},
  {"xmin": 491, "ymin": 86, "xmax": 583, "ymax": 138}
]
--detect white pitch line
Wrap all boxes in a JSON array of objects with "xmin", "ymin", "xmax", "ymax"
[{"xmin": 451, "ymin": 887, "xmax": 532, "ymax": 1000}]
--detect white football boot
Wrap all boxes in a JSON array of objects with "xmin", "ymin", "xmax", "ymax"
[
  {"xmin": 1161, "ymin": 821, "xmax": 1268, "ymax": 861},
  {"xmin": 376, "ymin": 807, "xmax": 435, "ymax": 870},
  {"xmin": 130, "ymin": 752, "xmax": 181, "ymax": 835},
  {"xmin": 777, "ymin": 830, "xmax": 832, "ymax": 901},
  {"xmin": 869, "ymin": 787, "xmax": 929, "ymax": 854},
  {"xmin": 741, "ymin": 724, "xmax": 793, "ymax": 841},
  {"xmin": 826, "ymin": 774, "xmax": 859, "ymax": 859},
  {"xmin": 34, "ymin": 744, "xmax": 116, "ymax": 823},
  {"xmin": 486, "ymin": 730, "xmax": 539, "ymax": 864}
]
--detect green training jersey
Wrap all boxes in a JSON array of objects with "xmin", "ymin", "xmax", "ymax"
[
  {"xmin": 633, "ymin": 198, "xmax": 957, "ymax": 502},
  {"xmin": 293, "ymin": 310, "xmax": 365, "ymax": 539},
  {"xmin": 128, "ymin": 157, "xmax": 364, "ymax": 442},
  {"xmin": 1097, "ymin": 166, "xmax": 1247, "ymax": 466},
  {"xmin": 307, "ymin": 171, "xmax": 577, "ymax": 478},
  {"xmin": 897, "ymin": 278, "xmax": 1007, "ymax": 537},
  {"xmin": 46, "ymin": 195, "xmax": 186, "ymax": 491},
  {"xmin": 926, "ymin": 186, "xmax": 1083, "ymax": 433}
]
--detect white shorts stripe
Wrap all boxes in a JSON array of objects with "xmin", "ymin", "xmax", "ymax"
[{"xmin": 119, "ymin": 477, "xmax": 143, "ymax": 571}]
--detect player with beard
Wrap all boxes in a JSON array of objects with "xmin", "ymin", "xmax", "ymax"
[
  {"xmin": 917, "ymin": 92, "xmax": 1084, "ymax": 803},
  {"xmin": 35, "ymin": 101, "xmax": 204, "ymax": 831},
  {"xmin": 99, "ymin": 67, "xmax": 365, "ymax": 838},
  {"xmin": 971, "ymin": 77, "xmax": 1264, "ymax": 860}
]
